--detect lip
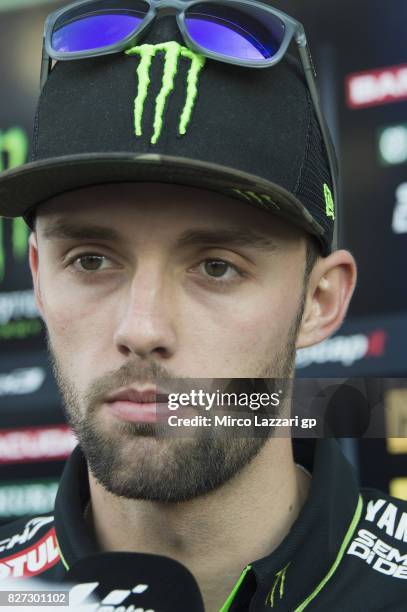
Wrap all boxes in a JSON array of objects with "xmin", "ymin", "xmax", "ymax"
[
  {"xmin": 104, "ymin": 386, "xmax": 171, "ymax": 424},
  {"xmin": 107, "ymin": 387, "xmax": 154, "ymax": 404}
]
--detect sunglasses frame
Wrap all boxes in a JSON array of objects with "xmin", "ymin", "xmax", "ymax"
[{"xmin": 40, "ymin": 0, "xmax": 339, "ymax": 249}]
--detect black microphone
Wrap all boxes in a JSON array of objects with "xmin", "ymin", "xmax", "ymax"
[{"xmin": 63, "ymin": 552, "xmax": 205, "ymax": 611}]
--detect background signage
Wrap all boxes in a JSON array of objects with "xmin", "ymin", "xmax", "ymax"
[{"xmin": 346, "ymin": 63, "xmax": 407, "ymax": 109}]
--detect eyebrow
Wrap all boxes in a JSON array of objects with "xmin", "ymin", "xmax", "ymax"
[
  {"xmin": 41, "ymin": 223, "xmax": 277, "ymax": 252},
  {"xmin": 42, "ymin": 222, "xmax": 121, "ymax": 242},
  {"xmin": 176, "ymin": 229, "xmax": 278, "ymax": 252}
]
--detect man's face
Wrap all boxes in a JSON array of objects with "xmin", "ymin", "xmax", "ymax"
[{"xmin": 31, "ymin": 183, "xmax": 308, "ymax": 502}]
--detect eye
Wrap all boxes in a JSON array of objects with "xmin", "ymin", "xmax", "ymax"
[
  {"xmin": 71, "ymin": 254, "xmax": 113, "ymax": 272},
  {"xmin": 199, "ymin": 259, "xmax": 243, "ymax": 283}
]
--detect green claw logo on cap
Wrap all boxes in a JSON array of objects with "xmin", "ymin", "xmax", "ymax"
[
  {"xmin": 232, "ymin": 188, "xmax": 281, "ymax": 213},
  {"xmin": 126, "ymin": 41, "xmax": 206, "ymax": 145},
  {"xmin": 324, "ymin": 183, "xmax": 335, "ymax": 220}
]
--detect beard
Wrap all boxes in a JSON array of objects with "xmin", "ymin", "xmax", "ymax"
[{"xmin": 49, "ymin": 298, "xmax": 305, "ymax": 503}]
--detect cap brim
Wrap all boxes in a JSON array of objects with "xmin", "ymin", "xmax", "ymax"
[{"xmin": 0, "ymin": 152, "xmax": 324, "ymax": 242}]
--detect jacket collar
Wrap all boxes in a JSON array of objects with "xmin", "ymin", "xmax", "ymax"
[
  {"xmin": 54, "ymin": 438, "xmax": 360, "ymax": 609},
  {"xmin": 250, "ymin": 439, "xmax": 360, "ymax": 609}
]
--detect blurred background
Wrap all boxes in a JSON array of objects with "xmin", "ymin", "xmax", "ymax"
[{"xmin": 0, "ymin": 0, "xmax": 406, "ymax": 524}]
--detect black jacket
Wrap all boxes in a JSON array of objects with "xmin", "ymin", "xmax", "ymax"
[{"xmin": 0, "ymin": 439, "xmax": 406, "ymax": 610}]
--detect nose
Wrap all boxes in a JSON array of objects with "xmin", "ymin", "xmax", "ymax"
[{"xmin": 113, "ymin": 265, "xmax": 177, "ymax": 360}]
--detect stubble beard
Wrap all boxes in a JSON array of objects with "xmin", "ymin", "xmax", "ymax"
[{"xmin": 49, "ymin": 302, "xmax": 304, "ymax": 503}]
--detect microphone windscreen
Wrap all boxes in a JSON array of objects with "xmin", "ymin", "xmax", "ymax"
[{"xmin": 63, "ymin": 551, "xmax": 205, "ymax": 611}]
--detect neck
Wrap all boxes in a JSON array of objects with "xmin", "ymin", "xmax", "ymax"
[{"xmin": 86, "ymin": 438, "xmax": 310, "ymax": 612}]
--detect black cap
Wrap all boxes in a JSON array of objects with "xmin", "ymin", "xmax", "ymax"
[{"xmin": 0, "ymin": 16, "xmax": 335, "ymax": 255}]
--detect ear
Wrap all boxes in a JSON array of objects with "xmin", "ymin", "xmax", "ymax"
[
  {"xmin": 296, "ymin": 249, "xmax": 357, "ymax": 349},
  {"xmin": 28, "ymin": 232, "xmax": 45, "ymax": 319}
]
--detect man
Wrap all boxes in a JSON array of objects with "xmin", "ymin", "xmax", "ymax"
[{"xmin": 0, "ymin": 3, "xmax": 406, "ymax": 610}]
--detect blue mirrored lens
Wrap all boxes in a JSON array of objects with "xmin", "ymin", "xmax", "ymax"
[
  {"xmin": 185, "ymin": 2, "xmax": 286, "ymax": 61},
  {"xmin": 52, "ymin": 1, "xmax": 148, "ymax": 53}
]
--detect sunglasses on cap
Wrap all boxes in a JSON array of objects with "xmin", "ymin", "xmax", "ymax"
[{"xmin": 40, "ymin": 0, "xmax": 339, "ymax": 240}]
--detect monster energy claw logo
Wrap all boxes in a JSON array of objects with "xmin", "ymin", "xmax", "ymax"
[
  {"xmin": 126, "ymin": 41, "xmax": 206, "ymax": 145},
  {"xmin": 0, "ymin": 217, "xmax": 29, "ymax": 283},
  {"xmin": 265, "ymin": 562, "xmax": 290, "ymax": 608},
  {"xmin": 0, "ymin": 127, "xmax": 29, "ymax": 283},
  {"xmin": 324, "ymin": 183, "xmax": 335, "ymax": 220},
  {"xmin": 0, "ymin": 127, "xmax": 28, "ymax": 173}
]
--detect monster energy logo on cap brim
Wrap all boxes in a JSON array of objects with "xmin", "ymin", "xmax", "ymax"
[{"xmin": 126, "ymin": 41, "xmax": 206, "ymax": 145}]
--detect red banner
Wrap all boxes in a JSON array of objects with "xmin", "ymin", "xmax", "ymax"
[{"xmin": 346, "ymin": 64, "xmax": 407, "ymax": 109}]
